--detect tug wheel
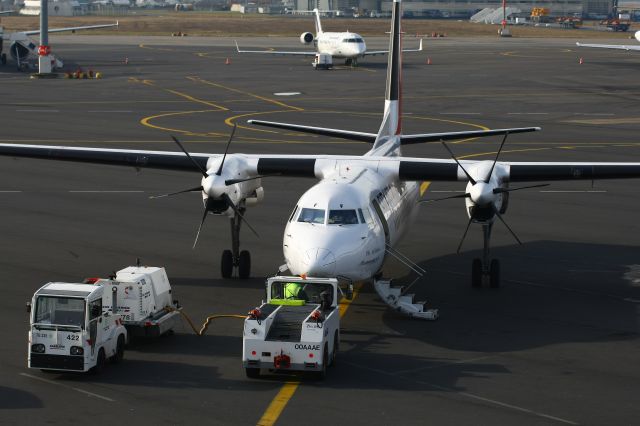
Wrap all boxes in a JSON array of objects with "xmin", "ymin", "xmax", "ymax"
[{"xmin": 245, "ymin": 367, "xmax": 260, "ymax": 379}]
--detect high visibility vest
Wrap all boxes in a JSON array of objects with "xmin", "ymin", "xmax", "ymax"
[{"xmin": 284, "ymin": 283, "xmax": 302, "ymax": 299}]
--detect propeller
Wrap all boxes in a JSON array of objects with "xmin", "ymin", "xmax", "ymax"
[
  {"xmin": 152, "ymin": 126, "xmax": 259, "ymax": 248},
  {"xmin": 434, "ymin": 136, "xmax": 549, "ymax": 250}
]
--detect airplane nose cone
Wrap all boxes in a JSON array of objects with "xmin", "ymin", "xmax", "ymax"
[{"xmin": 303, "ymin": 247, "xmax": 336, "ymax": 276}]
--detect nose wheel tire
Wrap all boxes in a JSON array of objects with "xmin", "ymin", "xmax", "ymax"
[
  {"xmin": 221, "ymin": 250, "xmax": 233, "ymax": 278},
  {"xmin": 238, "ymin": 250, "xmax": 251, "ymax": 279},
  {"xmin": 471, "ymin": 258, "xmax": 482, "ymax": 288},
  {"xmin": 489, "ymin": 259, "xmax": 500, "ymax": 288}
]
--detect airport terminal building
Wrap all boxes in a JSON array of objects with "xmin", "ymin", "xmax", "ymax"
[{"xmin": 294, "ymin": 0, "xmax": 614, "ymax": 18}]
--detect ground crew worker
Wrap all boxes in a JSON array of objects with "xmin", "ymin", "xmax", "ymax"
[{"xmin": 283, "ymin": 282, "xmax": 307, "ymax": 301}]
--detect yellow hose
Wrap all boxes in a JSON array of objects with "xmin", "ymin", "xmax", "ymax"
[{"xmin": 165, "ymin": 307, "xmax": 246, "ymax": 336}]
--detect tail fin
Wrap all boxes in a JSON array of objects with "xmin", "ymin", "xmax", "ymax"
[
  {"xmin": 374, "ymin": 0, "xmax": 403, "ymax": 148},
  {"xmin": 313, "ymin": 8, "xmax": 323, "ymax": 35}
]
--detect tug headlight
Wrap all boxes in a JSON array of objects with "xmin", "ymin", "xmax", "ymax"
[
  {"xmin": 31, "ymin": 344, "xmax": 45, "ymax": 353},
  {"xmin": 70, "ymin": 346, "xmax": 84, "ymax": 356}
]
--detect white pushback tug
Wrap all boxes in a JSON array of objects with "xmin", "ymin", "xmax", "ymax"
[
  {"xmin": 243, "ymin": 275, "xmax": 346, "ymax": 379},
  {"xmin": 28, "ymin": 265, "xmax": 180, "ymax": 372}
]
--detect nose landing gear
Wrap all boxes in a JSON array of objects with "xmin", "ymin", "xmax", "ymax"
[
  {"xmin": 471, "ymin": 223, "xmax": 500, "ymax": 288},
  {"xmin": 220, "ymin": 209, "xmax": 251, "ymax": 279}
]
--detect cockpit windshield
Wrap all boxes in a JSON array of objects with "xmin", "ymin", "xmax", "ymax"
[
  {"xmin": 35, "ymin": 296, "xmax": 85, "ymax": 328},
  {"xmin": 297, "ymin": 208, "xmax": 325, "ymax": 224},
  {"xmin": 328, "ymin": 209, "xmax": 359, "ymax": 225}
]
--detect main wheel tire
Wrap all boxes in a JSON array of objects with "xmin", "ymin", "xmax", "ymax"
[
  {"xmin": 471, "ymin": 258, "xmax": 482, "ymax": 288},
  {"xmin": 329, "ymin": 333, "xmax": 338, "ymax": 367},
  {"xmin": 238, "ymin": 250, "xmax": 251, "ymax": 279},
  {"xmin": 91, "ymin": 348, "xmax": 106, "ymax": 374},
  {"xmin": 490, "ymin": 259, "xmax": 501, "ymax": 288},
  {"xmin": 315, "ymin": 345, "xmax": 328, "ymax": 380},
  {"xmin": 221, "ymin": 250, "xmax": 233, "ymax": 278},
  {"xmin": 111, "ymin": 335, "xmax": 125, "ymax": 364},
  {"xmin": 245, "ymin": 367, "xmax": 260, "ymax": 378}
]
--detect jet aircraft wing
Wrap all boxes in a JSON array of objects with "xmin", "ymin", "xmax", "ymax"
[
  {"xmin": 235, "ymin": 41, "xmax": 316, "ymax": 56},
  {"xmin": 365, "ymin": 39, "xmax": 423, "ymax": 56},
  {"xmin": 21, "ymin": 22, "xmax": 118, "ymax": 36},
  {"xmin": 575, "ymin": 42, "xmax": 640, "ymax": 51}
]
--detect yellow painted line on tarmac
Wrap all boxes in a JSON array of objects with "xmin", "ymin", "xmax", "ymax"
[
  {"xmin": 138, "ymin": 44, "xmax": 177, "ymax": 52},
  {"xmin": 256, "ymin": 282, "xmax": 363, "ymax": 426},
  {"xmin": 563, "ymin": 117, "xmax": 640, "ymax": 125},
  {"xmin": 459, "ymin": 147, "xmax": 550, "ymax": 159},
  {"xmin": 419, "ymin": 182, "xmax": 431, "ymax": 196},
  {"xmin": 165, "ymin": 90, "xmax": 229, "ymax": 111},
  {"xmin": 224, "ymin": 111, "xmax": 298, "ymax": 133},
  {"xmin": 140, "ymin": 110, "xmax": 228, "ymax": 136},
  {"xmin": 188, "ymin": 76, "xmax": 304, "ymax": 111}
]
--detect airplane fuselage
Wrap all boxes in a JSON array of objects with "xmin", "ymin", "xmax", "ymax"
[
  {"xmin": 283, "ymin": 152, "xmax": 420, "ymax": 281},
  {"xmin": 316, "ymin": 31, "xmax": 367, "ymax": 59}
]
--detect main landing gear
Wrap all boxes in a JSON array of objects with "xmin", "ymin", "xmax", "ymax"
[
  {"xmin": 221, "ymin": 209, "xmax": 251, "ymax": 279},
  {"xmin": 345, "ymin": 58, "xmax": 358, "ymax": 67},
  {"xmin": 471, "ymin": 223, "xmax": 500, "ymax": 289}
]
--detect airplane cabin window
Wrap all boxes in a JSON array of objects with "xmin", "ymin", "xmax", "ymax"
[
  {"xmin": 297, "ymin": 208, "xmax": 326, "ymax": 224},
  {"xmin": 328, "ymin": 209, "xmax": 359, "ymax": 225}
]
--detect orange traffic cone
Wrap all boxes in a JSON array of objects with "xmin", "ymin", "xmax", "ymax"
[
  {"xmin": 225, "ymin": 57, "xmax": 231, "ymax": 65},
  {"xmin": 579, "ymin": 57, "xmax": 584, "ymax": 65},
  {"xmin": 427, "ymin": 57, "xmax": 432, "ymax": 65}
]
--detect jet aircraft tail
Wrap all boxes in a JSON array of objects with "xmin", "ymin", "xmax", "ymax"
[{"xmin": 313, "ymin": 8, "xmax": 323, "ymax": 35}]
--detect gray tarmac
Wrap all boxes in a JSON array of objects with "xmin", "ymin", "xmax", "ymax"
[{"xmin": 1, "ymin": 35, "xmax": 640, "ymax": 425}]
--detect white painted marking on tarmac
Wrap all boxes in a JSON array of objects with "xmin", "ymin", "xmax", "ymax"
[
  {"xmin": 340, "ymin": 361, "xmax": 578, "ymax": 425},
  {"xmin": 508, "ymin": 112, "xmax": 549, "ymax": 115},
  {"xmin": 396, "ymin": 355, "xmax": 498, "ymax": 374},
  {"xmin": 540, "ymin": 190, "xmax": 607, "ymax": 193},
  {"xmin": 87, "ymin": 110, "xmax": 134, "ymax": 113},
  {"xmin": 273, "ymin": 92, "xmax": 301, "ymax": 96},
  {"xmin": 16, "ymin": 109, "xmax": 60, "ymax": 113},
  {"xmin": 573, "ymin": 113, "xmax": 614, "ymax": 116},
  {"xmin": 68, "ymin": 190, "xmax": 145, "ymax": 193},
  {"xmin": 20, "ymin": 373, "xmax": 115, "ymax": 402},
  {"xmin": 439, "ymin": 112, "xmax": 481, "ymax": 115}
]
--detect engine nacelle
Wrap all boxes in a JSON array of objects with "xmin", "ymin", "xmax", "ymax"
[{"xmin": 300, "ymin": 32, "xmax": 314, "ymax": 44}]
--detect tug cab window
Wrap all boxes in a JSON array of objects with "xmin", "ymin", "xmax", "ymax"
[
  {"xmin": 328, "ymin": 209, "xmax": 359, "ymax": 225},
  {"xmin": 297, "ymin": 208, "xmax": 325, "ymax": 224}
]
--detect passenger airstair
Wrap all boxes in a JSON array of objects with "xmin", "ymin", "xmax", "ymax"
[{"xmin": 372, "ymin": 245, "xmax": 438, "ymax": 320}]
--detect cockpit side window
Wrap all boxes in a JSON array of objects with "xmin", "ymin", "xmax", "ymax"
[
  {"xmin": 328, "ymin": 209, "xmax": 359, "ymax": 225},
  {"xmin": 297, "ymin": 208, "xmax": 325, "ymax": 224},
  {"xmin": 288, "ymin": 205, "xmax": 299, "ymax": 222}
]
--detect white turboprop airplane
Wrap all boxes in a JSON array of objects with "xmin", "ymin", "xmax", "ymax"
[
  {"xmin": 576, "ymin": 31, "xmax": 640, "ymax": 51},
  {"xmin": 0, "ymin": 22, "xmax": 118, "ymax": 69},
  {"xmin": 235, "ymin": 8, "xmax": 422, "ymax": 66},
  {"xmin": 0, "ymin": 0, "xmax": 640, "ymax": 289}
]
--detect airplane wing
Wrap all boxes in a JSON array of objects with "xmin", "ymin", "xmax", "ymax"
[
  {"xmin": 22, "ymin": 22, "xmax": 118, "ymax": 36},
  {"xmin": 0, "ymin": 10, "xmax": 15, "ymax": 14},
  {"xmin": 248, "ymin": 119, "xmax": 540, "ymax": 144},
  {"xmin": 575, "ymin": 42, "xmax": 640, "ymax": 51},
  {"xmin": 235, "ymin": 41, "xmax": 316, "ymax": 56},
  {"xmin": 365, "ymin": 39, "xmax": 423, "ymax": 56},
  {"xmin": 1, "ymin": 143, "xmax": 640, "ymax": 183}
]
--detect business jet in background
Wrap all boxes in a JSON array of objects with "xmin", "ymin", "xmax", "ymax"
[
  {"xmin": 576, "ymin": 31, "xmax": 640, "ymax": 51},
  {"xmin": 235, "ymin": 8, "xmax": 422, "ymax": 66},
  {"xmin": 0, "ymin": 22, "xmax": 118, "ymax": 69},
  {"xmin": 1, "ymin": 0, "xmax": 640, "ymax": 293}
]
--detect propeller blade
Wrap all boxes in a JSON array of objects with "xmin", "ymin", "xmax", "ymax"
[
  {"xmin": 493, "ymin": 183, "xmax": 550, "ymax": 194},
  {"xmin": 225, "ymin": 174, "xmax": 277, "ymax": 186},
  {"xmin": 441, "ymin": 141, "xmax": 477, "ymax": 185},
  {"xmin": 216, "ymin": 123, "xmax": 237, "ymax": 176},
  {"xmin": 193, "ymin": 200, "xmax": 210, "ymax": 249},
  {"xmin": 171, "ymin": 135, "xmax": 209, "ymax": 178},
  {"xmin": 149, "ymin": 186, "xmax": 203, "ymax": 199},
  {"xmin": 492, "ymin": 206, "xmax": 522, "ymax": 245},
  {"xmin": 457, "ymin": 216, "xmax": 474, "ymax": 254},
  {"xmin": 221, "ymin": 193, "xmax": 260, "ymax": 239},
  {"xmin": 419, "ymin": 193, "xmax": 470, "ymax": 203},
  {"xmin": 485, "ymin": 132, "xmax": 508, "ymax": 182}
]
